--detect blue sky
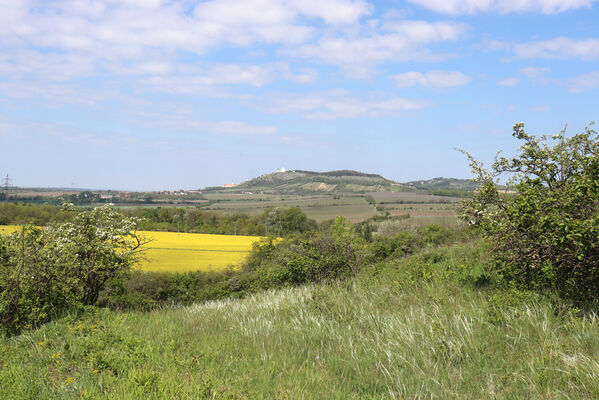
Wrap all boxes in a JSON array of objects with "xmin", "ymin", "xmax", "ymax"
[{"xmin": 0, "ymin": 0, "xmax": 598, "ymax": 190}]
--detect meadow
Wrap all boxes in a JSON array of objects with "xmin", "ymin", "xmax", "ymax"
[
  {"xmin": 2, "ymin": 241, "xmax": 599, "ymax": 399},
  {"xmin": 0, "ymin": 226, "xmax": 262, "ymax": 273}
]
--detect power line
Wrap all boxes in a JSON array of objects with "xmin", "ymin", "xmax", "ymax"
[{"xmin": 2, "ymin": 174, "xmax": 11, "ymax": 201}]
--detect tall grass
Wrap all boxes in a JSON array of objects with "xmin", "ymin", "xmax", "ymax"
[{"xmin": 2, "ymin": 240, "xmax": 599, "ymax": 398}]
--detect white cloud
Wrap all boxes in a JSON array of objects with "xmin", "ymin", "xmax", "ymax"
[
  {"xmin": 0, "ymin": 0, "xmax": 370, "ymax": 54},
  {"xmin": 494, "ymin": 66, "xmax": 599, "ymax": 92},
  {"xmin": 514, "ymin": 37, "xmax": 599, "ymax": 59},
  {"xmin": 131, "ymin": 108, "xmax": 279, "ymax": 136},
  {"xmin": 496, "ymin": 67, "xmax": 549, "ymax": 87},
  {"xmin": 255, "ymin": 89, "xmax": 429, "ymax": 119},
  {"xmin": 566, "ymin": 71, "xmax": 599, "ymax": 92},
  {"xmin": 408, "ymin": 0, "xmax": 595, "ymax": 15},
  {"xmin": 497, "ymin": 77, "xmax": 520, "ymax": 86},
  {"xmin": 0, "ymin": 50, "xmax": 96, "ymax": 81},
  {"xmin": 0, "ymin": 80, "xmax": 108, "ymax": 106},
  {"xmin": 0, "ymin": 0, "xmax": 368, "ymax": 81},
  {"xmin": 286, "ymin": 21, "xmax": 466, "ymax": 77},
  {"xmin": 393, "ymin": 70, "xmax": 470, "ymax": 89},
  {"xmin": 520, "ymin": 67, "xmax": 550, "ymax": 78},
  {"xmin": 137, "ymin": 63, "xmax": 317, "ymax": 95},
  {"xmin": 529, "ymin": 105, "xmax": 550, "ymax": 112},
  {"xmin": 194, "ymin": 0, "xmax": 371, "ymax": 28},
  {"xmin": 205, "ymin": 121, "xmax": 278, "ymax": 136}
]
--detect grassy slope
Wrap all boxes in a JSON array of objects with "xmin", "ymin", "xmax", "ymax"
[{"xmin": 2, "ymin": 241, "xmax": 599, "ymax": 399}]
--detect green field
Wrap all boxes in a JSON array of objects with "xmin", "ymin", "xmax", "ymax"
[
  {"xmin": 199, "ymin": 191, "xmax": 459, "ymax": 222},
  {"xmin": 201, "ymin": 193, "xmax": 379, "ymax": 222}
]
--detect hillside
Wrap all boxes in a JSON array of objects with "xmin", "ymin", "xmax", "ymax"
[
  {"xmin": 2, "ymin": 240, "xmax": 598, "ymax": 399},
  {"xmin": 202, "ymin": 171, "xmax": 485, "ymax": 196},
  {"xmin": 204, "ymin": 169, "xmax": 406, "ymax": 194}
]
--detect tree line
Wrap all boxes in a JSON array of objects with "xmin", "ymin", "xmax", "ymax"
[{"xmin": 0, "ymin": 202, "xmax": 317, "ymax": 237}]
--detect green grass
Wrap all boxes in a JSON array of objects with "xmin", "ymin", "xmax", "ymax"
[{"xmin": 2, "ymin": 241, "xmax": 599, "ymax": 398}]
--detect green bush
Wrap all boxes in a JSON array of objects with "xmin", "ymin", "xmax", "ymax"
[
  {"xmin": 461, "ymin": 122, "xmax": 599, "ymax": 303},
  {"xmin": 0, "ymin": 206, "xmax": 144, "ymax": 335},
  {"xmin": 367, "ymin": 224, "xmax": 455, "ymax": 262},
  {"xmin": 417, "ymin": 224, "xmax": 455, "ymax": 247}
]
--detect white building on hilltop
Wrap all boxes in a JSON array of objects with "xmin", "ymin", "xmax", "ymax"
[{"xmin": 276, "ymin": 167, "xmax": 286, "ymax": 173}]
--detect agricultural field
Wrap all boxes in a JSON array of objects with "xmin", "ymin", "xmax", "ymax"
[
  {"xmin": 137, "ymin": 231, "xmax": 261, "ymax": 273},
  {"xmin": 0, "ymin": 226, "xmax": 261, "ymax": 273},
  {"xmin": 368, "ymin": 191, "xmax": 460, "ymax": 218},
  {"xmin": 201, "ymin": 193, "xmax": 377, "ymax": 222},
  {"xmin": 200, "ymin": 191, "xmax": 463, "ymax": 222},
  {"xmin": 0, "ymin": 225, "xmax": 20, "ymax": 234}
]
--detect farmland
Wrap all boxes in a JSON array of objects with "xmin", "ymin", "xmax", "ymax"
[
  {"xmin": 0, "ymin": 225, "xmax": 20, "ymax": 234},
  {"xmin": 137, "ymin": 231, "xmax": 262, "ymax": 273},
  {"xmin": 202, "ymin": 193, "xmax": 378, "ymax": 222},
  {"xmin": 0, "ymin": 226, "xmax": 261, "ymax": 273}
]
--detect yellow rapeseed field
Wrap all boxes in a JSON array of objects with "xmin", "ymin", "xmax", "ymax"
[
  {"xmin": 137, "ymin": 231, "xmax": 262, "ymax": 273},
  {"xmin": 0, "ymin": 225, "xmax": 262, "ymax": 273},
  {"xmin": 0, "ymin": 225, "xmax": 21, "ymax": 234}
]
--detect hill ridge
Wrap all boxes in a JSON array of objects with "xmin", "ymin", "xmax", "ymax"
[{"xmin": 204, "ymin": 169, "xmax": 401, "ymax": 194}]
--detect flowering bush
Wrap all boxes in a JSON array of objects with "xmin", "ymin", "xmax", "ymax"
[
  {"xmin": 460, "ymin": 123, "xmax": 599, "ymax": 303},
  {"xmin": 0, "ymin": 205, "xmax": 145, "ymax": 335}
]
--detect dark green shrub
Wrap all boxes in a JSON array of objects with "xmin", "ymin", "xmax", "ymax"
[
  {"xmin": 242, "ymin": 237, "xmax": 278, "ymax": 272},
  {"xmin": 369, "ymin": 231, "xmax": 419, "ymax": 261},
  {"xmin": 417, "ymin": 224, "xmax": 454, "ymax": 247}
]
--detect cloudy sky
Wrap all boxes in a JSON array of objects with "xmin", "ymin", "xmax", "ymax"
[{"xmin": 1, "ymin": 0, "xmax": 598, "ymax": 190}]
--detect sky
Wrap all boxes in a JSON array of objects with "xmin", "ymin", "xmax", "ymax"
[{"xmin": 0, "ymin": 0, "xmax": 598, "ymax": 190}]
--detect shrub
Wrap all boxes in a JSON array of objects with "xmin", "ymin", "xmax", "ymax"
[
  {"xmin": 417, "ymin": 224, "xmax": 454, "ymax": 247},
  {"xmin": 460, "ymin": 122, "xmax": 599, "ymax": 303},
  {"xmin": 0, "ymin": 205, "xmax": 145, "ymax": 334}
]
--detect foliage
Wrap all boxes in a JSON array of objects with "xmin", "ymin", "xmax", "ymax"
[
  {"xmin": 98, "ymin": 269, "xmax": 238, "ymax": 310},
  {"xmin": 124, "ymin": 207, "xmax": 268, "ymax": 236},
  {"xmin": 367, "ymin": 224, "xmax": 455, "ymax": 262},
  {"xmin": 460, "ymin": 122, "xmax": 599, "ymax": 303},
  {"xmin": 0, "ymin": 205, "xmax": 144, "ymax": 335},
  {"xmin": 0, "ymin": 202, "xmax": 72, "ymax": 226},
  {"xmin": 263, "ymin": 206, "xmax": 317, "ymax": 237}
]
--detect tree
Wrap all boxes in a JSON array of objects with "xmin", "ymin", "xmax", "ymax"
[
  {"xmin": 265, "ymin": 207, "xmax": 283, "ymax": 236},
  {"xmin": 264, "ymin": 207, "xmax": 316, "ymax": 237},
  {"xmin": 460, "ymin": 122, "xmax": 599, "ymax": 303},
  {"xmin": 280, "ymin": 207, "xmax": 316, "ymax": 235},
  {"xmin": 0, "ymin": 205, "xmax": 146, "ymax": 334}
]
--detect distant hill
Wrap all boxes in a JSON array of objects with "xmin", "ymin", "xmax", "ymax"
[
  {"xmin": 204, "ymin": 170, "xmax": 406, "ymax": 194},
  {"xmin": 202, "ymin": 171, "xmax": 481, "ymax": 195}
]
